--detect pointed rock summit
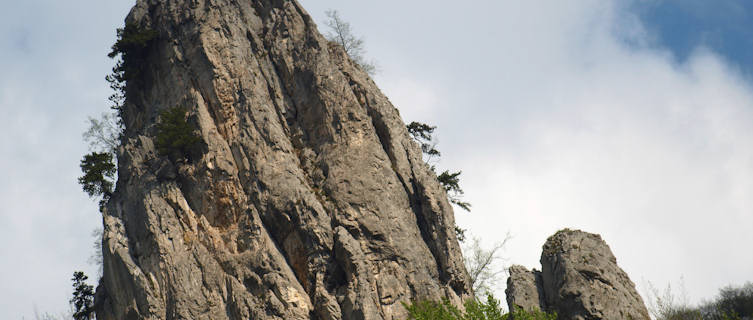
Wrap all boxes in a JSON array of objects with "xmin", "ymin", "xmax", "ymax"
[
  {"xmin": 95, "ymin": 0, "xmax": 470, "ymax": 319},
  {"xmin": 506, "ymin": 229, "xmax": 650, "ymax": 320}
]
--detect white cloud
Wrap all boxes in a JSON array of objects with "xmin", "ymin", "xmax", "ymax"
[
  {"xmin": 312, "ymin": 0, "xmax": 753, "ymax": 305},
  {"xmin": 1, "ymin": 0, "xmax": 751, "ymax": 318}
]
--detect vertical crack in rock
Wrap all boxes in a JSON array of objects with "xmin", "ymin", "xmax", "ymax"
[{"xmin": 95, "ymin": 1, "xmax": 471, "ymax": 319}]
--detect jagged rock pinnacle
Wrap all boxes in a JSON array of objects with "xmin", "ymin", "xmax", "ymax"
[{"xmin": 94, "ymin": 1, "xmax": 471, "ymax": 319}]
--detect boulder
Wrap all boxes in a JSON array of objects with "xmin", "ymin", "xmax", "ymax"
[{"xmin": 506, "ymin": 229, "xmax": 650, "ymax": 320}]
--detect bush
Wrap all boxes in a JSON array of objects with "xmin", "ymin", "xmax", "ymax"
[
  {"xmin": 403, "ymin": 294, "xmax": 557, "ymax": 320},
  {"xmin": 108, "ymin": 23, "xmax": 157, "ymax": 82},
  {"xmin": 404, "ymin": 299, "xmax": 462, "ymax": 320},
  {"xmin": 155, "ymin": 106, "xmax": 202, "ymax": 160},
  {"xmin": 106, "ymin": 23, "xmax": 158, "ymax": 122},
  {"xmin": 646, "ymin": 280, "xmax": 752, "ymax": 320},
  {"xmin": 78, "ymin": 152, "xmax": 116, "ymax": 209}
]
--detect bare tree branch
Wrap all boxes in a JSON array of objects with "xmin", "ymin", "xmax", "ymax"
[
  {"xmin": 324, "ymin": 9, "xmax": 378, "ymax": 75},
  {"xmin": 463, "ymin": 232, "xmax": 511, "ymax": 296}
]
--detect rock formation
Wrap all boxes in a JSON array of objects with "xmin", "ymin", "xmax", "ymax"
[
  {"xmin": 94, "ymin": 0, "xmax": 471, "ymax": 319},
  {"xmin": 506, "ymin": 229, "xmax": 650, "ymax": 320}
]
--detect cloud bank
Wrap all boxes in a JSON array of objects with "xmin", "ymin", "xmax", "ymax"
[
  {"xmin": 1, "ymin": 0, "xmax": 752, "ymax": 317},
  {"xmin": 305, "ymin": 0, "xmax": 753, "ymax": 304}
]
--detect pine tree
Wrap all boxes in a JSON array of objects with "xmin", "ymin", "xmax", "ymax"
[{"xmin": 70, "ymin": 271, "xmax": 94, "ymax": 320}]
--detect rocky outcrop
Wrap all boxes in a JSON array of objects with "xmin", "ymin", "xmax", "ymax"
[
  {"xmin": 506, "ymin": 229, "xmax": 649, "ymax": 320},
  {"xmin": 505, "ymin": 265, "xmax": 545, "ymax": 313},
  {"xmin": 94, "ymin": 0, "xmax": 471, "ymax": 319}
]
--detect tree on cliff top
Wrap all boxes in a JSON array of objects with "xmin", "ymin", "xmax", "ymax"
[{"xmin": 324, "ymin": 9, "xmax": 378, "ymax": 75}]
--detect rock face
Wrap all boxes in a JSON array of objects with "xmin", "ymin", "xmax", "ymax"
[
  {"xmin": 505, "ymin": 265, "xmax": 545, "ymax": 314},
  {"xmin": 94, "ymin": 1, "xmax": 471, "ymax": 319},
  {"xmin": 506, "ymin": 229, "xmax": 649, "ymax": 320}
]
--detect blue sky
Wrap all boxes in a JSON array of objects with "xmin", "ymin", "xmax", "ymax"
[
  {"xmin": 633, "ymin": 0, "xmax": 753, "ymax": 76},
  {"xmin": 1, "ymin": 0, "xmax": 753, "ymax": 318}
]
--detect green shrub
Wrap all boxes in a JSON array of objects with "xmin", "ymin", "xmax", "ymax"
[
  {"xmin": 106, "ymin": 23, "xmax": 158, "ymax": 122},
  {"xmin": 155, "ymin": 106, "xmax": 202, "ymax": 160},
  {"xmin": 464, "ymin": 295, "xmax": 505, "ymax": 320},
  {"xmin": 78, "ymin": 152, "xmax": 116, "ymax": 209},
  {"xmin": 403, "ymin": 294, "xmax": 557, "ymax": 320},
  {"xmin": 404, "ymin": 299, "xmax": 462, "ymax": 320},
  {"xmin": 108, "ymin": 22, "xmax": 158, "ymax": 82}
]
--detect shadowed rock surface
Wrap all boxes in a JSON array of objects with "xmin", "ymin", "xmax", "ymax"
[
  {"xmin": 505, "ymin": 265, "xmax": 545, "ymax": 314},
  {"xmin": 94, "ymin": 0, "xmax": 471, "ymax": 319},
  {"xmin": 506, "ymin": 229, "xmax": 650, "ymax": 320}
]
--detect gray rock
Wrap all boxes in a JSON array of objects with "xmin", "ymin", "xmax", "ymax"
[
  {"xmin": 505, "ymin": 265, "xmax": 545, "ymax": 314},
  {"xmin": 94, "ymin": 0, "xmax": 471, "ymax": 319},
  {"xmin": 505, "ymin": 229, "xmax": 650, "ymax": 320}
]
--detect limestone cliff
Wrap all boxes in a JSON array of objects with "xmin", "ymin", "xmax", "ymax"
[
  {"xmin": 506, "ymin": 229, "xmax": 650, "ymax": 320},
  {"xmin": 95, "ymin": 0, "xmax": 471, "ymax": 319}
]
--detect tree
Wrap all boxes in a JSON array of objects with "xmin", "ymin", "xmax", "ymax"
[
  {"xmin": 83, "ymin": 112, "xmax": 121, "ymax": 158},
  {"xmin": 324, "ymin": 9, "xmax": 378, "ymax": 75},
  {"xmin": 464, "ymin": 234, "xmax": 510, "ymax": 296},
  {"xmin": 642, "ymin": 279, "xmax": 751, "ymax": 320},
  {"xmin": 406, "ymin": 121, "xmax": 471, "ymax": 212},
  {"xmin": 438, "ymin": 170, "xmax": 471, "ymax": 212},
  {"xmin": 78, "ymin": 152, "xmax": 116, "ymax": 209},
  {"xmin": 106, "ymin": 23, "xmax": 158, "ymax": 123},
  {"xmin": 70, "ymin": 271, "xmax": 94, "ymax": 320},
  {"xmin": 155, "ymin": 106, "xmax": 202, "ymax": 160},
  {"xmin": 407, "ymin": 121, "xmax": 441, "ymax": 162}
]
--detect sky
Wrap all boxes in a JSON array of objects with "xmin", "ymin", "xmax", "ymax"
[{"xmin": 1, "ymin": 0, "xmax": 752, "ymax": 318}]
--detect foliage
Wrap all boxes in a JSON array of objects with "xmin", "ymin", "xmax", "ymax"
[
  {"xmin": 70, "ymin": 271, "xmax": 95, "ymax": 320},
  {"xmin": 438, "ymin": 170, "xmax": 471, "ymax": 211},
  {"xmin": 324, "ymin": 9, "xmax": 378, "ymax": 75},
  {"xmin": 106, "ymin": 23, "xmax": 157, "ymax": 123},
  {"xmin": 108, "ymin": 22, "xmax": 158, "ymax": 82},
  {"xmin": 155, "ymin": 106, "xmax": 202, "ymax": 160},
  {"xmin": 455, "ymin": 225, "xmax": 468, "ymax": 242},
  {"xmin": 404, "ymin": 294, "xmax": 557, "ymax": 320},
  {"xmin": 644, "ymin": 279, "xmax": 752, "ymax": 320},
  {"xmin": 78, "ymin": 152, "xmax": 116, "ymax": 209},
  {"xmin": 464, "ymin": 234, "xmax": 510, "ymax": 296},
  {"xmin": 83, "ymin": 111, "xmax": 121, "ymax": 158},
  {"xmin": 407, "ymin": 121, "xmax": 441, "ymax": 160},
  {"xmin": 404, "ymin": 299, "xmax": 463, "ymax": 320},
  {"xmin": 406, "ymin": 121, "xmax": 471, "ymax": 212},
  {"xmin": 714, "ymin": 283, "xmax": 753, "ymax": 319},
  {"xmin": 503, "ymin": 306, "xmax": 558, "ymax": 320},
  {"xmin": 463, "ymin": 295, "xmax": 506, "ymax": 320}
]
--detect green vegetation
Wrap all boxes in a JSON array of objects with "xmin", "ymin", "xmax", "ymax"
[
  {"xmin": 404, "ymin": 299, "xmax": 462, "ymax": 320},
  {"xmin": 107, "ymin": 22, "xmax": 158, "ymax": 83},
  {"xmin": 78, "ymin": 152, "xmax": 116, "ymax": 210},
  {"xmin": 407, "ymin": 122, "xmax": 441, "ymax": 158},
  {"xmin": 406, "ymin": 121, "xmax": 471, "ymax": 212},
  {"xmin": 106, "ymin": 22, "xmax": 158, "ymax": 123},
  {"xmin": 403, "ymin": 295, "xmax": 557, "ymax": 320},
  {"xmin": 437, "ymin": 170, "xmax": 471, "ymax": 211},
  {"xmin": 70, "ymin": 271, "xmax": 95, "ymax": 320},
  {"xmin": 155, "ymin": 106, "xmax": 202, "ymax": 160},
  {"xmin": 646, "ymin": 280, "xmax": 753, "ymax": 320}
]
